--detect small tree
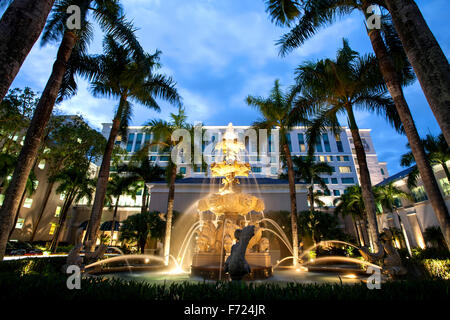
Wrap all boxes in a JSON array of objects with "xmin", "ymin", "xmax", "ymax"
[{"xmin": 120, "ymin": 211, "xmax": 165, "ymax": 254}]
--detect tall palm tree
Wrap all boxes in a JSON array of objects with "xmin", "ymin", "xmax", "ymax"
[
  {"xmin": 297, "ymin": 40, "xmax": 403, "ymax": 252},
  {"xmin": 145, "ymin": 106, "xmax": 188, "ymax": 265},
  {"xmin": 382, "ymin": 0, "xmax": 450, "ymax": 144},
  {"xmin": 49, "ymin": 165, "xmax": 96, "ymax": 252},
  {"xmin": 84, "ymin": 37, "xmax": 181, "ymax": 253},
  {"xmin": 290, "ymin": 155, "xmax": 332, "ymax": 215},
  {"xmin": 246, "ymin": 80, "xmax": 310, "ymax": 266},
  {"xmin": 105, "ymin": 174, "xmax": 140, "ymax": 246},
  {"xmin": 265, "ymin": 0, "xmax": 450, "ymax": 248},
  {"xmin": 0, "ymin": 0, "xmax": 140, "ymax": 260},
  {"xmin": 401, "ymin": 133, "xmax": 450, "ymax": 188},
  {"xmin": 0, "ymin": 0, "xmax": 55, "ymax": 103}
]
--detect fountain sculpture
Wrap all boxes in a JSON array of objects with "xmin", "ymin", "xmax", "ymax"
[{"xmin": 191, "ymin": 123, "xmax": 272, "ymax": 280}]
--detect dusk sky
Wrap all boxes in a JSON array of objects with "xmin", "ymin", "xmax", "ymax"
[{"xmin": 7, "ymin": 0, "xmax": 449, "ymax": 175}]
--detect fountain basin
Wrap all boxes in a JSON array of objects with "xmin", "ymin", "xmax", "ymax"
[{"xmin": 197, "ymin": 192, "xmax": 265, "ymax": 215}]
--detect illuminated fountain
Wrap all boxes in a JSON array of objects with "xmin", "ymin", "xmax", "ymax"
[{"xmin": 190, "ymin": 123, "xmax": 272, "ymax": 280}]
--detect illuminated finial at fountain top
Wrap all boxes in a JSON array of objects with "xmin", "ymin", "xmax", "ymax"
[{"xmin": 214, "ymin": 123, "xmax": 246, "ymax": 164}]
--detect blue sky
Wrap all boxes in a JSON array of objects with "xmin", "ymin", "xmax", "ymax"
[{"xmin": 7, "ymin": 0, "xmax": 449, "ymax": 175}]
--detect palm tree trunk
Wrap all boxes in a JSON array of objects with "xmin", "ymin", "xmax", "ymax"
[
  {"xmin": 141, "ymin": 184, "xmax": 147, "ymax": 214},
  {"xmin": 0, "ymin": 31, "xmax": 76, "ymax": 260},
  {"xmin": 50, "ymin": 188, "xmax": 75, "ymax": 253},
  {"xmin": 309, "ymin": 185, "xmax": 314, "ymax": 215},
  {"xmin": 346, "ymin": 106, "xmax": 382, "ymax": 253},
  {"xmin": 283, "ymin": 143, "xmax": 299, "ymax": 266},
  {"xmin": 368, "ymin": 28, "xmax": 450, "ymax": 249},
  {"xmin": 84, "ymin": 117, "xmax": 121, "ymax": 252},
  {"xmin": 8, "ymin": 187, "xmax": 27, "ymax": 240},
  {"xmin": 163, "ymin": 164, "xmax": 177, "ymax": 265},
  {"xmin": 29, "ymin": 181, "xmax": 55, "ymax": 242},
  {"xmin": 0, "ymin": 0, "xmax": 55, "ymax": 103},
  {"xmin": 110, "ymin": 197, "xmax": 119, "ymax": 246},
  {"xmin": 383, "ymin": 0, "xmax": 450, "ymax": 144}
]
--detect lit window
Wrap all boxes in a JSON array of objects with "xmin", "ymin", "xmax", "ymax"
[
  {"xmin": 297, "ymin": 134, "xmax": 306, "ymax": 152},
  {"xmin": 60, "ymin": 193, "xmax": 65, "ymax": 200},
  {"xmin": 327, "ymin": 156, "xmax": 333, "ymax": 162},
  {"xmin": 15, "ymin": 218, "xmax": 25, "ymax": 229},
  {"xmin": 339, "ymin": 166, "xmax": 352, "ymax": 173},
  {"xmin": 0, "ymin": 194, "xmax": 4, "ymax": 206},
  {"xmin": 38, "ymin": 160, "xmax": 45, "ymax": 170},
  {"xmin": 412, "ymin": 186, "xmax": 428, "ymax": 203},
  {"xmin": 319, "ymin": 156, "xmax": 325, "ymax": 162},
  {"xmin": 49, "ymin": 223, "xmax": 57, "ymax": 235},
  {"xmin": 55, "ymin": 206, "xmax": 61, "ymax": 217},
  {"xmin": 23, "ymin": 198, "xmax": 33, "ymax": 208}
]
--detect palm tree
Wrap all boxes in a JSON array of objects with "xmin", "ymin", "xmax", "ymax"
[
  {"xmin": 0, "ymin": 0, "xmax": 141, "ymax": 260},
  {"xmin": 145, "ymin": 107, "xmax": 188, "ymax": 265},
  {"xmin": 291, "ymin": 155, "xmax": 332, "ymax": 215},
  {"xmin": 401, "ymin": 133, "xmax": 450, "ymax": 188},
  {"xmin": 334, "ymin": 186, "xmax": 366, "ymax": 246},
  {"xmin": 120, "ymin": 211, "xmax": 165, "ymax": 254},
  {"xmin": 119, "ymin": 151, "xmax": 166, "ymax": 214},
  {"xmin": 0, "ymin": 0, "xmax": 55, "ymax": 103},
  {"xmin": 265, "ymin": 0, "xmax": 450, "ymax": 249},
  {"xmin": 382, "ymin": 0, "xmax": 450, "ymax": 144},
  {"xmin": 246, "ymin": 80, "xmax": 310, "ymax": 266},
  {"xmin": 84, "ymin": 37, "xmax": 181, "ymax": 253},
  {"xmin": 105, "ymin": 174, "xmax": 140, "ymax": 246},
  {"xmin": 49, "ymin": 165, "xmax": 96, "ymax": 252},
  {"xmin": 297, "ymin": 40, "xmax": 404, "ymax": 252}
]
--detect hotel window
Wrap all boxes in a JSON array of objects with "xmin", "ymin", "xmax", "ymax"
[
  {"xmin": 179, "ymin": 167, "xmax": 187, "ymax": 175},
  {"xmin": 126, "ymin": 133, "xmax": 135, "ymax": 152},
  {"xmin": 150, "ymin": 156, "xmax": 157, "ymax": 162},
  {"xmin": 252, "ymin": 167, "xmax": 262, "ymax": 173},
  {"xmin": 343, "ymin": 156, "xmax": 349, "ymax": 161},
  {"xmin": 145, "ymin": 133, "xmax": 151, "ymax": 145},
  {"xmin": 327, "ymin": 156, "xmax": 333, "ymax": 162},
  {"xmin": 380, "ymin": 168, "xmax": 385, "ymax": 175},
  {"xmin": 362, "ymin": 138, "xmax": 370, "ymax": 152},
  {"xmin": 331, "ymin": 166, "xmax": 335, "ymax": 173},
  {"xmin": 16, "ymin": 218, "xmax": 25, "ymax": 229},
  {"xmin": 285, "ymin": 134, "xmax": 292, "ymax": 152},
  {"xmin": 268, "ymin": 135, "xmax": 272, "ymax": 153},
  {"xmin": 323, "ymin": 189, "xmax": 331, "ymax": 196},
  {"xmin": 270, "ymin": 167, "xmax": 278, "ymax": 175},
  {"xmin": 23, "ymin": 198, "xmax": 33, "ymax": 208},
  {"xmin": 341, "ymin": 178, "xmax": 355, "ymax": 184},
  {"xmin": 134, "ymin": 133, "xmax": 143, "ymax": 151},
  {"xmin": 439, "ymin": 178, "xmax": 450, "ymax": 196},
  {"xmin": 331, "ymin": 178, "xmax": 338, "ymax": 184},
  {"xmin": 335, "ymin": 134, "xmax": 344, "ymax": 152},
  {"xmin": 339, "ymin": 166, "xmax": 352, "ymax": 173},
  {"xmin": 38, "ymin": 160, "xmax": 46, "ymax": 170},
  {"xmin": 321, "ymin": 178, "xmax": 329, "ymax": 184},
  {"xmin": 319, "ymin": 156, "xmax": 326, "ymax": 162},
  {"xmin": 297, "ymin": 134, "xmax": 306, "ymax": 152},
  {"xmin": 315, "ymin": 136, "xmax": 323, "ymax": 152},
  {"xmin": 412, "ymin": 186, "xmax": 428, "ymax": 203},
  {"xmin": 322, "ymin": 134, "xmax": 331, "ymax": 152},
  {"xmin": 333, "ymin": 190, "xmax": 340, "ymax": 196},
  {"xmin": 55, "ymin": 206, "xmax": 61, "ymax": 217},
  {"xmin": 194, "ymin": 165, "xmax": 206, "ymax": 173},
  {"xmin": 159, "ymin": 156, "xmax": 169, "ymax": 162},
  {"xmin": 49, "ymin": 223, "xmax": 57, "ymax": 235}
]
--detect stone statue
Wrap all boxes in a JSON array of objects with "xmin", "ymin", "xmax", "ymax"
[
  {"xmin": 224, "ymin": 225, "xmax": 255, "ymax": 281},
  {"xmin": 62, "ymin": 243, "xmax": 83, "ymax": 273},
  {"xmin": 215, "ymin": 220, "xmax": 237, "ymax": 254},
  {"xmin": 196, "ymin": 221, "xmax": 217, "ymax": 252},
  {"xmin": 359, "ymin": 228, "xmax": 407, "ymax": 277}
]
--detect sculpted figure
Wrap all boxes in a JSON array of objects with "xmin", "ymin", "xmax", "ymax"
[{"xmin": 224, "ymin": 225, "xmax": 255, "ymax": 281}]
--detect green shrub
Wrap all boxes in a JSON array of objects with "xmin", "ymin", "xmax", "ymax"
[
  {"xmin": 0, "ymin": 273, "xmax": 449, "ymax": 301},
  {"xmin": 0, "ymin": 257, "xmax": 66, "ymax": 275},
  {"xmin": 422, "ymin": 259, "xmax": 450, "ymax": 280}
]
